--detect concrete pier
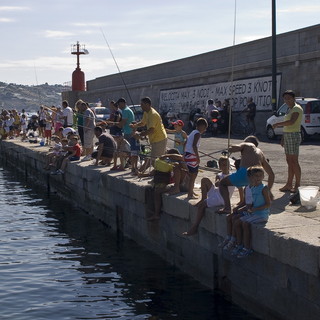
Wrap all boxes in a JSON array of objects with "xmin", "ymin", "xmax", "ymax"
[{"xmin": 1, "ymin": 139, "xmax": 320, "ymax": 320}]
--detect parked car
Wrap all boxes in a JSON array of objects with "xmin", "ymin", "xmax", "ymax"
[
  {"xmin": 128, "ymin": 105, "xmax": 143, "ymax": 122},
  {"xmin": 94, "ymin": 107, "xmax": 110, "ymax": 121},
  {"xmin": 266, "ymin": 97, "xmax": 320, "ymax": 141}
]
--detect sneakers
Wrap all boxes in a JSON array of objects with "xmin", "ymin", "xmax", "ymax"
[
  {"xmin": 51, "ymin": 169, "xmax": 64, "ymax": 175},
  {"xmin": 218, "ymin": 238, "xmax": 230, "ymax": 248},
  {"xmin": 82, "ymin": 155, "xmax": 92, "ymax": 161},
  {"xmin": 231, "ymin": 245, "xmax": 243, "ymax": 256},
  {"xmin": 223, "ymin": 240, "xmax": 236, "ymax": 251},
  {"xmin": 237, "ymin": 248, "xmax": 253, "ymax": 258}
]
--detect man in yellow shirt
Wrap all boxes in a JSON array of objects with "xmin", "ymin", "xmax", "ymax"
[{"xmin": 130, "ymin": 97, "xmax": 167, "ymax": 169}]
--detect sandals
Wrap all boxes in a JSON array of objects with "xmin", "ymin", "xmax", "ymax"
[
  {"xmin": 216, "ymin": 208, "xmax": 231, "ymax": 214},
  {"xmin": 279, "ymin": 186, "xmax": 299, "ymax": 193},
  {"xmin": 279, "ymin": 186, "xmax": 292, "ymax": 192}
]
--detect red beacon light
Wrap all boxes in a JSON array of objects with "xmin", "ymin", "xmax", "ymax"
[{"xmin": 71, "ymin": 41, "xmax": 89, "ymax": 91}]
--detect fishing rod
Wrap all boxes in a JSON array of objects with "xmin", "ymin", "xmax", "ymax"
[
  {"xmin": 33, "ymin": 62, "xmax": 42, "ymax": 107},
  {"xmin": 100, "ymin": 28, "xmax": 135, "ymax": 106},
  {"xmin": 227, "ymin": 0, "xmax": 238, "ymax": 157},
  {"xmin": 166, "ymin": 134, "xmax": 226, "ymax": 160}
]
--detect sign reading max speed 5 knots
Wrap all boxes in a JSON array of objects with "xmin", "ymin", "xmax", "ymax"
[{"xmin": 159, "ymin": 74, "xmax": 282, "ymax": 113}]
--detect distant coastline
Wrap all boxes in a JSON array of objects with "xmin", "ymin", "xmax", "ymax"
[{"xmin": 0, "ymin": 82, "xmax": 69, "ymax": 111}]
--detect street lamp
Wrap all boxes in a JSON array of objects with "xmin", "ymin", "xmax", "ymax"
[{"xmin": 272, "ymin": 0, "xmax": 277, "ymax": 111}]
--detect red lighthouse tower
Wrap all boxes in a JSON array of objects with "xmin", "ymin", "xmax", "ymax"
[{"xmin": 71, "ymin": 41, "xmax": 88, "ymax": 91}]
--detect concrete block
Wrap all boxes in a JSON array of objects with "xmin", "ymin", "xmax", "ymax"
[
  {"xmin": 214, "ymin": 213, "xmax": 227, "ymax": 237},
  {"xmin": 67, "ymin": 161, "xmax": 82, "ymax": 176},
  {"xmin": 228, "ymin": 263, "xmax": 258, "ymax": 299},
  {"xmin": 179, "ymin": 236, "xmax": 215, "ymax": 287},
  {"xmin": 128, "ymin": 181, "xmax": 146, "ymax": 202},
  {"xmin": 286, "ymin": 266, "xmax": 320, "ymax": 304},
  {"xmin": 199, "ymin": 207, "xmax": 216, "ymax": 234},
  {"xmin": 130, "ymin": 200, "xmax": 147, "ymax": 219},
  {"xmin": 198, "ymin": 228, "xmax": 216, "ymax": 253},
  {"xmin": 111, "ymin": 175, "xmax": 130, "ymax": 196},
  {"xmin": 82, "ymin": 165, "xmax": 101, "ymax": 182},
  {"xmin": 269, "ymin": 229, "xmax": 320, "ymax": 277},
  {"xmin": 241, "ymin": 253, "xmax": 288, "ymax": 289},
  {"xmin": 251, "ymin": 224, "xmax": 270, "ymax": 255},
  {"xmin": 162, "ymin": 194, "xmax": 190, "ymax": 220}
]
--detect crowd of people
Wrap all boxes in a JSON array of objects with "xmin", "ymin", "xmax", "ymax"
[{"xmin": 0, "ymin": 90, "xmax": 303, "ymax": 259}]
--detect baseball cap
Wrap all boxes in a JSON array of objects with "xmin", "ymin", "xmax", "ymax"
[
  {"xmin": 172, "ymin": 120, "xmax": 184, "ymax": 127},
  {"xmin": 116, "ymin": 98, "xmax": 126, "ymax": 104}
]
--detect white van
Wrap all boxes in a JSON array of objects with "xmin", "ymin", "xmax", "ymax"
[{"xmin": 266, "ymin": 98, "xmax": 320, "ymax": 141}]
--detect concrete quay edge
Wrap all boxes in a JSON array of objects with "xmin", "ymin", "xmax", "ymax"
[{"xmin": 1, "ymin": 139, "xmax": 320, "ymax": 320}]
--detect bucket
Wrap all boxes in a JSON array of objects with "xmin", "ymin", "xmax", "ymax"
[{"xmin": 298, "ymin": 186, "xmax": 319, "ymax": 209}]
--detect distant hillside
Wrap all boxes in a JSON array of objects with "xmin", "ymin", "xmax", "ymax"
[{"xmin": 0, "ymin": 82, "xmax": 71, "ymax": 112}]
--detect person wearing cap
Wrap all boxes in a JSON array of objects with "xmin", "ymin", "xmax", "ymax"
[
  {"xmin": 165, "ymin": 119, "xmax": 187, "ymax": 154},
  {"xmin": 130, "ymin": 97, "xmax": 167, "ymax": 170}
]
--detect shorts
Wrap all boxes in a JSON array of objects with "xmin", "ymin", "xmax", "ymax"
[
  {"xmin": 91, "ymin": 150, "xmax": 113, "ymax": 159},
  {"xmin": 110, "ymin": 126, "xmax": 122, "ymax": 136},
  {"xmin": 54, "ymin": 122, "xmax": 63, "ymax": 132},
  {"xmin": 283, "ymin": 132, "xmax": 301, "ymax": 155},
  {"xmin": 125, "ymin": 134, "xmax": 140, "ymax": 155},
  {"xmin": 83, "ymin": 129, "xmax": 95, "ymax": 148},
  {"xmin": 45, "ymin": 129, "xmax": 52, "ymax": 138},
  {"xmin": 69, "ymin": 156, "xmax": 80, "ymax": 161},
  {"xmin": 229, "ymin": 167, "xmax": 249, "ymax": 187},
  {"xmin": 240, "ymin": 214, "xmax": 268, "ymax": 224},
  {"xmin": 184, "ymin": 152, "xmax": 199, "ymax": 173},
  {"xmin": 151, "ymin": 138, "xmax": 167, "ymax": 159},
  {"xmin": 39, "ymin": 120, "xmax": 46, "ymax": 128}
]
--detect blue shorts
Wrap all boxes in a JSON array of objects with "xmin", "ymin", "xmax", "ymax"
[
  {"xmin": 229, "ymin": 167, "xmax": 249, "ymax": 187},
  {"xmin": 69, "ymin": 156, "xmax": 80, "ymax": 162},
  {"xmin": 240, "ymin": 214, "xmax": 268, "ymax": 224},
  {"xmin": 124, "ymin": 134, "xmax": 140, "ymax": 154}
]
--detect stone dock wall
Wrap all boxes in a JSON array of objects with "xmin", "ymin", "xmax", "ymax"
[{"xmin": 1, "ymin": 140, "xmax": 320, "ymax": 320}]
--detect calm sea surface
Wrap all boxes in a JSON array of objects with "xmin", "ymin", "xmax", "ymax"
[{"xmin": 0, "ymin": 165, "xmax": 256, "ymax": 320}]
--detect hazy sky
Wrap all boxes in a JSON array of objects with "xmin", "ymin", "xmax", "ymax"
[{"xmin": 1, "ymin": 0, "xmax": 319, "ymax": 86}]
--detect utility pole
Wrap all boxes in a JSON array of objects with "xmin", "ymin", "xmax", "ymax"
[{"xmin": 272, "ymin": 0, "xmax": 277, "ymax": 111}]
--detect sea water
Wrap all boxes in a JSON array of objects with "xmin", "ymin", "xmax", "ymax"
[{"xmin": 0, "ymin": 166, "xmax": 257, "ymax": 320}]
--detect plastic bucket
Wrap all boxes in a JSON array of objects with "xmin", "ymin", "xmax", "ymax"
[{"xmin": 298, "ymin": 186, "xmax": 319, "ymax": 209}]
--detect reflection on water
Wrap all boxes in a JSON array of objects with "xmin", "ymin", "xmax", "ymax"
[{"xmin": 0, "ymin": 166, "xmax": 256, "ymax": 320}]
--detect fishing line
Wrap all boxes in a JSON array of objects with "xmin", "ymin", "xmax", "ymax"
[
  {"xmin": 33, "ymin": 62, "xmax": 42, "ymax": 107},
  {"xmin": 100, "ymin": 28, "xmax": 135, "ymax": 106},
  {"xmin": 227, "ymin": 0, "xmax": 237, "ymax": 154}
]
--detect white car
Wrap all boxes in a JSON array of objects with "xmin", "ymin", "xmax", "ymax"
[
  {"xmin": 266, "ymin": 98, "xmax": 320, "ymax": 141},
  {"xmin": 94, "ymin": 107, "xmax": 110, "ymax": 121}
]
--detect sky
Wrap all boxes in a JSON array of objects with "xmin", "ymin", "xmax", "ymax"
[{"xmin": 0, "ymin": 0, "xmax": 320, "ymax": 86}]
